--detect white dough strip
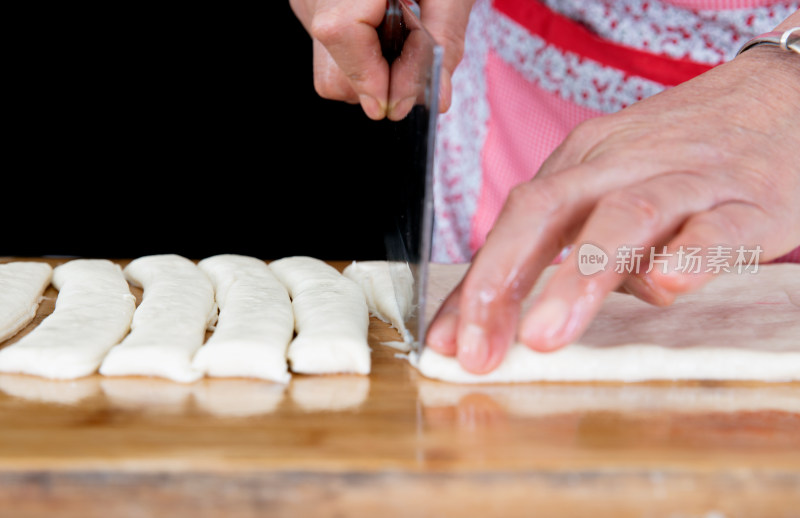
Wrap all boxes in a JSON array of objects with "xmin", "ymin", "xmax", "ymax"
[
  {"xmin": 0, "ymin": 261, "xmax": 53, "ymax": 344},
  {"xmin": 343, "ymin": 260, "xmax": 414, "ymax": 350},
  {"xmin": 0, "ymin": 259, "xmax": 135, "ymax": 379},
  {"xmin": 99, "ymin": 254, "xmax": 217, "ymax": 383},
  {"xmin": 192, "ymin": 254, "xmax": 294, "ymax": 383},
  {"xmin": 269, "ymin": 256, "xmax": 371, "ymax": 375}
]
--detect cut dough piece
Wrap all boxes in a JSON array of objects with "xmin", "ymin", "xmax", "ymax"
[
  {"xmin": 99, "ymin": 254, "xmax": 217, "ymax": 383},
  {"xmin": 269, "ymin": 256, "xmax": 370, "ymax": 375},
  {"xmin": 192, "ymin": 254, "xmax": 294, "ymax": 383},
  {"xmin": 343, "ymin": 260, "xmax": 414, "ymax": 350},
  {"xmin": 0, "ymin": 261, "xmax": 53, "ymax": 343},
  {"xmin": 0, "ymin": 259, "xmax": 136, "ymax": 379},
  {"xmin": 409, "ymin": 263, "xmax": 800, "ymax": 383}
]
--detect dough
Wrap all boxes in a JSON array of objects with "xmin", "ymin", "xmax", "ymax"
[
  {"xmin": 192, "ymin": 254, "xmax": 294, "ymax": 383},
  {"xmin": 343, "ymin": 260, "xmax": 414, "ymax": 350},
  {"xmin": 410, "ymin": 263, "xmax": 800, "ymax": 383},
  {"xmin": 0, "ymin": 259, "xmax": 136, "ymax": 379},
  {"xmin": 99, "ymin": 254, "xmax": 217, "ymax": 383},
  {"xmin": 0, "ymin": 261, "xmax": 53, "ymax": 343},
  {"xmin": 269, "ymin": 256, "xmax": 371, "ymax": 375}
]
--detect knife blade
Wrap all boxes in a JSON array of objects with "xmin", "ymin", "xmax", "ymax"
[{"xmin": 377, "ymin": 0, "xmax": 442, "ymax": 351}]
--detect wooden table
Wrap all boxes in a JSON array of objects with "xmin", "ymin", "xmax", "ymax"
[{"xmin": 1, "ymin": 258, "xmax": 798, "ymax": 517}]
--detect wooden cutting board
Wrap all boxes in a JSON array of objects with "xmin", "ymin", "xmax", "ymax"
[{"xmin": 0, "ymin": 258, "xmax": 798, "ymax": 518}]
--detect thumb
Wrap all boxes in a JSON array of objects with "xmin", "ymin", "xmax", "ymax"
[
  {"xmin": 419, "ymin": 0, "xmax": 476, "ymax": 113},
  {"xmin": 309, "ymin": 0, "xmax": 391, "ymax": 119}
]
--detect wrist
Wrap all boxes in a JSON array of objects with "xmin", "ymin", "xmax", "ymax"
[
  {"xmin": 710, "ymin": 42, "xmax": 800, "ymax": 141},
  {"xmin": 736, "ymin": 27, "xmax": 800, "ymax": 57},
  {"xmin": 733, "ymin": 41, "xmax": 800, "ymax": 85}
]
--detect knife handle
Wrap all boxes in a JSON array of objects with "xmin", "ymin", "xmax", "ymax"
[{"xmin": 378, "ymin": 0, "xmax": 408, "ymax": 63}]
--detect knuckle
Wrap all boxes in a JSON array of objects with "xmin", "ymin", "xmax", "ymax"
[
  {"xmin": 565, "ymin": 117, "xmax": 605, "ymax": 150},
  {"xmin": 542, "ymin": 118, "xmax": 610, "ymax": 170},
  {"xmin": 562, "ymin": 115, "xmax": 629, "ymax": 164},
  {"xmin": 312, "ymin": 72, "xmax": 353, "ymax": 102},
  {"xmin": 693, "ymin": 210, "xmax": 746, "ymax": 244},
  {"xmin": 435, "ymin": 29, "xmax": 465, "ymax": 69},
  {"xmin": 569, "ymin": 117, "xmax": 603, "ymax": 141},
  {"xmin": 597, "ymin": 189, "xmax": 662, "ymax": 229},
  {"xmin": 458, "ymin": 274, "xmax": 498, "ymax": 318},
  {"xmin": 312, "ymin": 79, "xmax": 340, "ymax": 102},
  {"xmin": 309, "ymin": 12, "xmax": 342, "ymax": 45},
  {"xmin": 505, "ymin": 179, "xmax": 565, "ymax": 220},
  {"xmin": 736, "ymin": 168, "xmax": 782, "ymax": 207},
  {"xmin": 343, "ymin": 68, "xmax": 371, "ymax": 87}
]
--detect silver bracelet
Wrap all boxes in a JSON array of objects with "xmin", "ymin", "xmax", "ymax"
[{"xmin": 736, "ymin": 27, "xmax": 800, "ymax": 57}]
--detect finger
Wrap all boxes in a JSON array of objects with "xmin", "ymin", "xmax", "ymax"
[
  {"xmin": 312, "ymin": 40, "xmax": 359, "ymax": 104},
  {"xmin": 451, "ymin": 168, "xmax": 603, "ymax": 374},
  {"xmin": 310, "ymin": 0, "xmax": 390, "ymax": 119},
  {"xmin": 618, "ymin": 272, "xmax": 677, "ymax": 307},
  {"xmin": 399, "ymin": 0, "xmax": 475, "ymax": 117},
  {"xmin": 518, "ymin": 172, "xmax": 722, "ymax": 353},
  {"xmin": 448, "ymin": 149, "xmax": 724, "ymax": 373},
  {"xmin": 648, "ymin": 201, "xmax": 781, "ymax": 296},
  {"xmin": 385, "ymin": 28, "xmax": 432, "ymax": 120},
  {"xmin": 425, "ymin": 281, "xmax": 463, "ymax": 356},
  {"xmin": 438, "ymin": 70, "xmax": 453, "ymax": 114}
]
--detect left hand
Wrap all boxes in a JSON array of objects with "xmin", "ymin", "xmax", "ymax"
[
  {"xmin": 289, "ymin": 0, "xmax": 475, "ymax": 120},
  {"xmin": 425, "ymin": 42, "xmax": 800, "ymax": 374}
]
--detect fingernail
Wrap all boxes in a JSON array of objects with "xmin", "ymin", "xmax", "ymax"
[
  {"xmin": 628, "ymin": 274, "xmax": 674, "ymax": 306},
  {"xmin": 521, "ymin": 298, "xmax": 571, "ymax": 349},
  {"xmin": 388, "ymin": 96, "xmax": 416, "ymax": 120},
  {"xmin": 425, "ymin": 311, "xmax": 458, "ymax": 355},
  {"xmin": 438, "ymin": 85, "xmax": 449, "ymax": 113},
  {"xmin": 458, "ymin": 323, "xmax": 489, "ymax": 369},
  {"xmin": 359, "ymin": 94, "xmax": 385, "ymax": 120}
]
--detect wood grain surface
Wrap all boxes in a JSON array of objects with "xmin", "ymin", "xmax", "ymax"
[{"xmin": 0, "ymin": 258, "xmax": 798, "ymax": 517}]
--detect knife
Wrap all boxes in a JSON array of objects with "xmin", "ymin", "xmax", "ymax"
[{"xmin": 377, "ymin": 0, "xmax": 442, "ymax": 350}]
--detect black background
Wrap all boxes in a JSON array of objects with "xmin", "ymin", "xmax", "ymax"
[{"xmin": 6, "ymin": 4, "xmax": 396, "ymax": 260}]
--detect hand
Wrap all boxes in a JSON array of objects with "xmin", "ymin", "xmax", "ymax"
[
  {"xmin": 289, "ymin": 0, "xmax": 475, "ymax": 120},
  {"xmin": 425, "ymin": 40, "xmax": 800, "ymax": 374}
]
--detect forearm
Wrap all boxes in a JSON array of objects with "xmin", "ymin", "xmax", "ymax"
[{"xmin": 730, "ymin": 10, "xmax": 800, "ymax": 145}]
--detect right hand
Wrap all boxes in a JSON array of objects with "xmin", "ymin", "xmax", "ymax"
[{"xmin": 289, "ymin": 0, "xmax": 475, "ymax": 120}]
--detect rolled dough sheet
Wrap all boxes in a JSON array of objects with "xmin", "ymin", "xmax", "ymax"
[
  {"xmin": 343, "ymin": 260, "xmax": 414, "ymax": 350},
  {"xmin": 411, "ymin": 263, "xmax": 800, "ymax": 383},
  {"xmin": 0, "ymin": 261, "xmax": 53, "ymax": 343},
  {"xmin": 269, "ymin": 256, "xmax": 370, "ymax": 375},
  {"xmin": 99, "ymin": 254, "xmax": 217, "ymax": 383},
  {"xmin": 192, "ymin": 254, "xmax": 294, "ymax": 383},
  {"xmin": 0, "ymin": 259, "xmax": 135, "ymax": 379}
]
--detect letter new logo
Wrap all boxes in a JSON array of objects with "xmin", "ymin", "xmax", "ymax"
[{"xmin": 577, "ymin": 243, "xmax": 608, "ymax": 276}]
